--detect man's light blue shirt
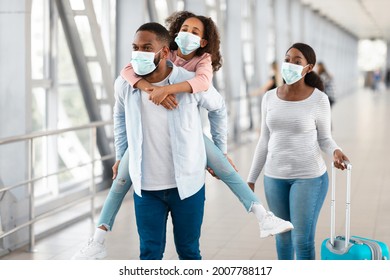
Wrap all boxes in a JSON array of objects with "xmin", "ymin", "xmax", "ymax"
[{"xmin": 113, "ymin": 61, "xmax": 227, "ymax": 199}]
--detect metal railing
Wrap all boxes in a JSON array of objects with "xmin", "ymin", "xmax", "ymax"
[{"xmin": 0, "ymin": 120, "xmax": 114, "ymax": 252}]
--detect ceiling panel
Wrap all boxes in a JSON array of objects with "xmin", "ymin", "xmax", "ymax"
[{"xmin": 301, "ymin": 0, "xmax": 390, "ymax": 41}]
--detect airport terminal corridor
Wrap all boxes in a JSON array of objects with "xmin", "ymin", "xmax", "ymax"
[{"xmin": 2, "ymin": 87, "xmax": 390, "ymax": 260}]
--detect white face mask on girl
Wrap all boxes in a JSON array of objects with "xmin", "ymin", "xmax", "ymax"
[
  {"xmin": 174, "ymin": 32, "xmax": 201, "ymax": 55},
  {"xmin": 131, "ymin": 49, "xmax": 162, "ymax": 76},
  {"xmin": 281, "ymin": 62, "xmax": 309, "ymax": 85}
]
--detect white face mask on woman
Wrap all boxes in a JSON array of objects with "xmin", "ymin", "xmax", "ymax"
[
  {"xmin": 281, "ymin": 62, "xmax": 309, "ymax": 85},
  {"xmin": 131, "ymin": 49, "xmax": 162, "ymax": 76}
]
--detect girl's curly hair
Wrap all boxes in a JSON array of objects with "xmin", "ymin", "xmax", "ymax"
[{"xmin": 165, "ymin": 11, "xmax": 222, "ymax": 72}]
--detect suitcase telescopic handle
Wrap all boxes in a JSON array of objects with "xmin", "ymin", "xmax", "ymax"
[{"xmin": 330, "ymin": 160, "xmax": 352, "ymax": 248}]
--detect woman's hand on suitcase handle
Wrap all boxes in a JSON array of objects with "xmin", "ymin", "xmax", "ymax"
[{"xmin": 333, "ymin": 149, "xmax": 350, "ymax": 170}]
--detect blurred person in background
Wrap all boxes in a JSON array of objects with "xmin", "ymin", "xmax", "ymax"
[
  {"xmin": 316, "ymin": 62, "xmax": 335, "ymax": 107},
  {"xmin": 253, "ymin": 61, "xmax": 283, "ymax": 96}
]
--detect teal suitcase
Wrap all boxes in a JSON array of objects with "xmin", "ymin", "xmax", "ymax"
[
  {"xmin": 321, "ymin": 236, "xmax": 389, "ymax": 260},
  {"xmin": 320, "ymin": 162, "xmax": 389, "ymax": 260}
]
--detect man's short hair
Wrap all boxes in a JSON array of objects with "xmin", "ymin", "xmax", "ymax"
[{"xmin": 136, "ymin": 22, "xmax": 171, "ymax": 47}]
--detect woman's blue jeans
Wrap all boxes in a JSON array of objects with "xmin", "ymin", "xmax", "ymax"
[
  {"xmin": 264, "ymin": 172, "xmax": 329, "ymax": 260},
  {"xmin": 97, "ymin": 134, "xmax": 260, "ymax": 230},
  {"xmin": 134, "ymin": 186, "xmax": 205, "ymax": 260}
]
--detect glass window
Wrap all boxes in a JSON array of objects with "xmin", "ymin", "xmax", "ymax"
[
  {"xmin": 75, "ymin": 15, "xmax": 97, "ymax": 57},
  {"xmin": 31, "ymin": 0, "xmax": 47, "ymax": 80},
  {"xmin": 30, "ymin": 0, "xmax": 115, "ymax": 204},
  {"xmin": 32, "ymin": 87, "xmax": 47, "ymax": 131}
]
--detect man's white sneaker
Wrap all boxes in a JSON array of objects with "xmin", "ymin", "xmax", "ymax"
[
  {"xmin": 259, "ymin": 212, "xmax": 294, "ymax": 238},
  {"xmin": 71, "ymin": 238, "xmax": 107, "ymax": 260}
]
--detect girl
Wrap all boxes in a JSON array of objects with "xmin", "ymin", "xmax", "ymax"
[{"xmin": 72, "ymin": 11, "xmax": 292, "ymax": 260}]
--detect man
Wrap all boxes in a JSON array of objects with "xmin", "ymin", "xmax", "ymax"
[{"xmin": 113, "ymin": 22, "xmax": 227, "ymax": 260}]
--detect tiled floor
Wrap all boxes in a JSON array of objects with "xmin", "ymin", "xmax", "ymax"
[{"xmin": 1, "ymin": 87, "xmax": 390, "ymax": 260}]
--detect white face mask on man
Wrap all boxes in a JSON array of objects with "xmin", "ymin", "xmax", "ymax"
[
  {"xmin": 281, "ymin": 62, "xmax": 309, "ymax": 85},
  {"xmin": 131, "ymin": 49, "xmax": 162, "ymax": 76}
]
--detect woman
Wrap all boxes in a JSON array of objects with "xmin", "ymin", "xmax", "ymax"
[{"xmin": 247, "ymin": 43, "xmax": 349, "ymax": 260}]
